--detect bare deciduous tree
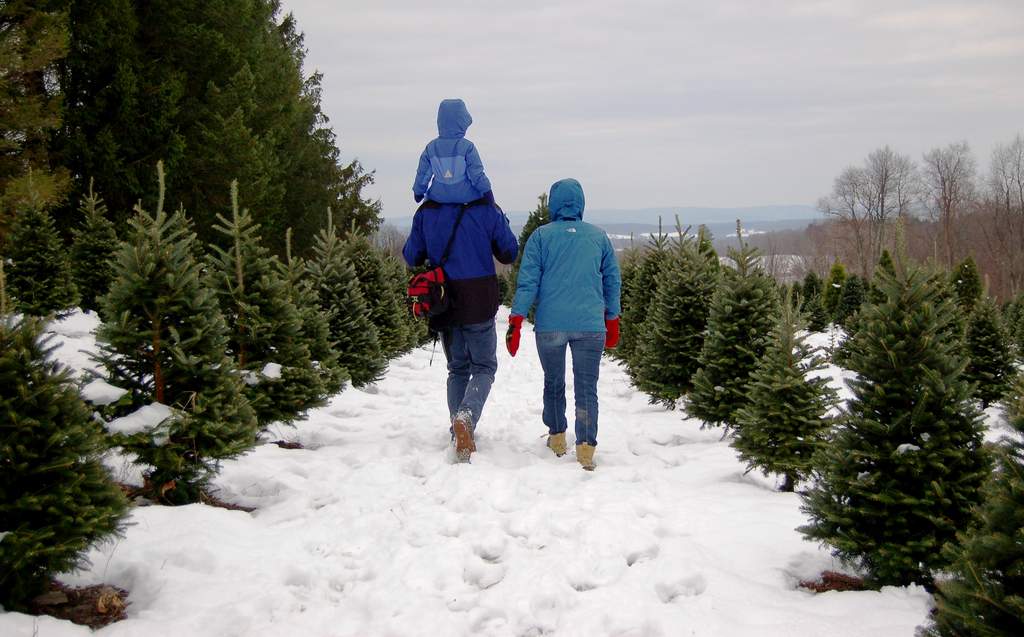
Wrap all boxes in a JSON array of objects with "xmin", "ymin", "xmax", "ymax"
[{"xmin": 922, "ymin": 141, "xmax": 977, "ymax": 269}]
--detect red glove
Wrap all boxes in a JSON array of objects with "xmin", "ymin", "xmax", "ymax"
[
  {"xmin": 605, "ymin": 317, "xmax": 620, "ymax": 349},
  {"xmin": 506, "ymin": 315, "xmax": 524, "ymax": 356}
]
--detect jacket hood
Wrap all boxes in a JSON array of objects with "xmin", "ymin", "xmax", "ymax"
[
  {"xmin": 437, "ymin": 99, "xmax": 473, "ymax": 138},
  {"xmin": 548, "ymin": 178, "xmax": 585, "ymax": 221}
]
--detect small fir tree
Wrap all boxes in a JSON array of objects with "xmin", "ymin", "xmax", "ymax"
[
  {"xmin": 822, "ymin": 261, "xmax": 847, "ymax": 321},
  {"xmin": 801, "ymin": 271, "xmax": 829, "ymax": 332},
  {"xmin": 870, "ymin": 250, "xmax": 897, "ymax": 305},
  {"xmin": 964, "ymin": 296, "xmax": 1015, "ymax": 408},
  {"xmin": 632, "ymin": 225, "xmax": 719, "ymax": 406},
  {"xmin": 307, "ymin": 210, "xmax": 385, "ymax": 387},
  {"xmin": 951, "ymin": 255, "xmax": 983, "ymax": 315},
  {"xmin": 687, "ymin": 225, "xmax": 778, "ymax": 428},
  {"xmin": 6, "ymin": 199, "xmax": 77, "ymax": 316},
  {"xmin": 619, "ymin": 225, "xmax": 671, "ymax": 376},
  {"xmin": 0, "ymin": 262, "xmax": 128, "ymax": 609},
  {"xmin": 69, "ymin": 180, "xmax": 120, "ymax": 313},
  {"xmin": 799, "ymin": 264, "xmax": 990, "ymax": 587},
  {"xmin": 280, "ymin": 228, "xmax": 347, "ymax": 396},
  {"xmin": 834, "ymin": 274, "xmax": 866, "ymax": 328},
  {"xmin": 732, "ymin": 288, "xmax": 837, "ymax": 491},
  {"xmin": 923, "ymin": 375, "xmax": 1024, "ymax": 636},
  {"xmin": 95, "ymin": 164, "xmax": 257, "ymax": 504},
  {"xmin": 605, "ymin": 246, "xmax": 640, "ymax": 363},
  {"xmin": 340, "ymin": 229, "xmax": 412, "ymax": 359},
  {"xmin": 207, "ymin": 182, "xmax": 327, "ymax": 428}
]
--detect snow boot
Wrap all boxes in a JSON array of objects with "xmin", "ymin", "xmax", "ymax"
[
  {"xmin": 546, "ymin": 432, "xmax": 567, "ymax": 457},
  {"xmin": 453, "ymin": 413, "xmax": 476, "ymax": 463},
  {"xmin": 576, "ymin": 443, "xmax": 596, "ymax": 471}
]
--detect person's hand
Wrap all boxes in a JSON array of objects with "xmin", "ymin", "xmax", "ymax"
[
  {"xmin": 414, "ymin": 193, "xmax": 424, "ymax": 203},
  {"xmin": 506, "ymin": 314, "xmax": 524, "ymax": 356},
  {"xmin": 605, "ymin": 317, "xmax": 620, "ymax": 349}
]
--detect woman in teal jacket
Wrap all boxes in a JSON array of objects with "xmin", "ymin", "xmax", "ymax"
[{"xmin": 506, "ymin": 178, "xmax": 621, "ymax": 470}]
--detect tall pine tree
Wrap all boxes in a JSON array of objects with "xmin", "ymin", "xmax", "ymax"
[
  {"xmin": 95, "ymin": 164, "xmax": 257, "ymax": 504},
  {"xmin": 5, "ymin": 194, "xmax": 77, "ymax": 315},
  {"xmin": 799, "ymin": 263, "xmax": 990, "ymax": 587},
  {"xmin": 632, "ymin": 225, "xmax": 718, "ymax": 406},
  {"xmin": 619, "ymin": 225, "xmax": 670, "ymax": 378},
  {"xmin": 801, "ymin": 270, "xmax": 829, "ymax": 332},
  {"xmin": 207, "ymin": 182, "xmax": 327, "ymax": 428},
  {"xmin": 732, "ymin": 288, "xmax": 837, "ymax": 491},
  {"xmin": 687, "ymin": 226, "xmax": 778, "ymax": 428},
  {"xmin": 0, "ymin": 261, "xmax": 128, "ymax": 610},
  {"xmin": 69, "ymin": 180, "xmax": 119, "ymax": 313},
  {"xmin": 822, "ymin": 261, "xmax": 846, "ymax": 321},
  {"xmin": 964, "ymin": 296, "xmax": 1015, "ymax": 408},
  {"xmin": 923, "ymin": 375, "xmax": 1024, "ymax": 636},
  {"xmin": 307, "ymin": 209, "xmax": 384, "ymax": 387},
  {"xmin": 340, "ymin": 229, "xmax": 411, "ymax": 359},
  {"xmin": 951, "ymin": 255, "xmax": 983, "ymax": 315},
  {"xmin": 280, "ymin": 228, "xmax": 347, "ymax": 396},
  {"xmin": 834, "ymin": 274, "xmax": 866, "ymax": 328}
]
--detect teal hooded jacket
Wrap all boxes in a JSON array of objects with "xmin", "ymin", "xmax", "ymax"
[{"xmin": 511, "ymin": 179, "xmax": 621, "ymax": 332}]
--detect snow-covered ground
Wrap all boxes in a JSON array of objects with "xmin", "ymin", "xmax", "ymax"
[{"xmin": 2, "ymin": 311, "xmax": 963, "ymax": 636}]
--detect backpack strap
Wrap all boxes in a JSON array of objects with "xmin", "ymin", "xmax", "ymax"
[{"xmin": 438, "ymin": 204, "xmax": 468, "ymax": 268}]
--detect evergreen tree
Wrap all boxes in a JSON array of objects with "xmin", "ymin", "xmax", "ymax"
[
  {"xmin": 632, "ymin": 226, "xmax": 718, "ymax": 406},
  {"xmin": 951, "ymin": 255, "xmax": 983, "ymax": 315},
  {"xmin": 340, "ymin": 229, "xmax": 411, "ymax": 359},
  {"xmin": 0, "ymin": 1, "xmax": 71, "ymax": 235},
  {"xmin": 822, "ymin": 261, "xmax": 847, "ymax": 321},
  {"xmin": 687, "ymin": 228, "xmax": 778, "ymax": 428},
  {"xmin": 95, "ymin": 164, "xmax": 257, "ymax": 504},
  {"xmin": 382, "ymin": 251, "xmax": 428, "ymax": 349},
  {"xmin": 307, "ymin": 209, "xmax": 384, "ymax": 387},
  {"xmin": 69, "ymin": 180, "xmax": 119, "ymax": 312},
  {"xmin": 964, "ymin": 297, "xmax": 1015, "ymax": 408},
  {"xmin": 207, "ymin": 182, "xmax": 326, "ymax": 428},
  {"xmin": 732, "ymin": 288, "xmax": 837, "ymax": 491},
  {"xmin": 923, "ymin": 375, "xmax": 1024, "ymax": 636},
  {"xmin": 799, "ymin": 264, "xmax": 990, "ymax": 587},
  {"xmin": 801, "ymin": 271, "xmax": 829, "ymax": 332},
  {"xmin": 508, "ymin": 193, "xmax": 550, "ymax": 312},
  {"xmin": 835, "ymin": 274, "xmax": 866, "ymax": 328},
  {"xmin": 0, "ymin": 261, "xmax": 128, "ymax": 609},
  {"xmin": 5, "ymin": 196, "xmax": 77, "ymax": 315},
  {"xmin": 56, "ymin": 0, "xmax": 380, "ymax": 253},
  {"xmin": 619, "ymin": 226, "xmax": 671, "ymax": 375},
  {"xmin": 280, "ymin": 228, "xmax": 347, "ymax": 396},
  {"xmin": 1007, "ymin": 292, "xmax": 1024, "ymax": 359},
  {"xmin": 870, "ymin": 250, "xmax": 897, "ymax": 305}
]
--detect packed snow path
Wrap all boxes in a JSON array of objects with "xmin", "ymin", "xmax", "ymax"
[{"xmin": 4, "ymin": 312, "xmax": 932, "ymax": 637}]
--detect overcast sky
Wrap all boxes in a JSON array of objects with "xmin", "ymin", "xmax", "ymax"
[{"xmin": 280, "ymin": 0, "xmax": 1023, "ymax": 221}]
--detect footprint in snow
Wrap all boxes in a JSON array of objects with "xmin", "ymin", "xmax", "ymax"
[
  {"xmin": 463, "ymin": 560, "xmax": 507, "ymax": 590},
  {"xmin": 655, "ymin": 573, "xmax": 708, "ymax": 603}
]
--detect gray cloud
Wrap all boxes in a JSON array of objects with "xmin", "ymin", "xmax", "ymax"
[{"xmin": 282, "ymin": 0, "xmax": 1024, "ymax": 220}]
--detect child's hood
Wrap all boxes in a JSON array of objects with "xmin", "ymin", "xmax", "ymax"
[{"xmin": 437, "ymin": 99, "xmax": 473, "ymax": 138}]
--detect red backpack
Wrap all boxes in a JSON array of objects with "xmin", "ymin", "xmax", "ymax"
[{"xmin": 407, "ymin": 204, "xmax": 467, "ymax": 320}]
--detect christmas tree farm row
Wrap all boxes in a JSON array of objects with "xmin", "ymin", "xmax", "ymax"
[
  {"xmin": 0, "ymin": 165, "xmax": 423, "ymax": 610},
  {"xmin": 613, "ymin": 224, "xmax": 1024, "ymax": 633}
]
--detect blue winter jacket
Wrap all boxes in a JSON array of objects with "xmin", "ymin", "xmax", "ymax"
[
  {"xmin": 413, "ymin": 99, "xmax": 493, "ymax": 204},
  {"xmin": 511, "ymin": 179, "xmax": 621, "ymax": 333},
  {"xmin": 403, "ymin": 199, "xmax": 518, "ymax": 327}
]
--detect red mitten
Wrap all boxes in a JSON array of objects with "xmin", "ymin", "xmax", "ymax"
[
  {"xmin": 605, "ymin": 317, "xmax": 620, "ymax": 349},
  {"xmin": 506, "ymin": 314, "xmax": 524, "ymax": 356}
]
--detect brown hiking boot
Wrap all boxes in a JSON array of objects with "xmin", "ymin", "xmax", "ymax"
[
  {"xmin": 576, "ymin": 443, "xmax": 596, "ymax": 471},
  {"xmin": 453, "ymin": 414, "xmax": 476, "ymax": 463},
  {"xmin": 546, "ymin": 432, "xmax": 567, "ymax": 457}
]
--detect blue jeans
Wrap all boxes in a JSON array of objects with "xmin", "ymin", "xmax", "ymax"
[
  {"xmin": 441, "ymin": 319, "xmax": 497, "ymax": 432},
  {"xmin": 535, "ymin": 331, "xmax": 604, "ymax": 446}
]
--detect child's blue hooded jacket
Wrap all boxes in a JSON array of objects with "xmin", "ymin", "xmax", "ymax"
[
  {"xmin": 511, "ymin": 179, "xmax": 621, "ymax": 332},
  {"xmin": 413, "ymin": 99, "xmax": 492, "ymax": 204}
]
